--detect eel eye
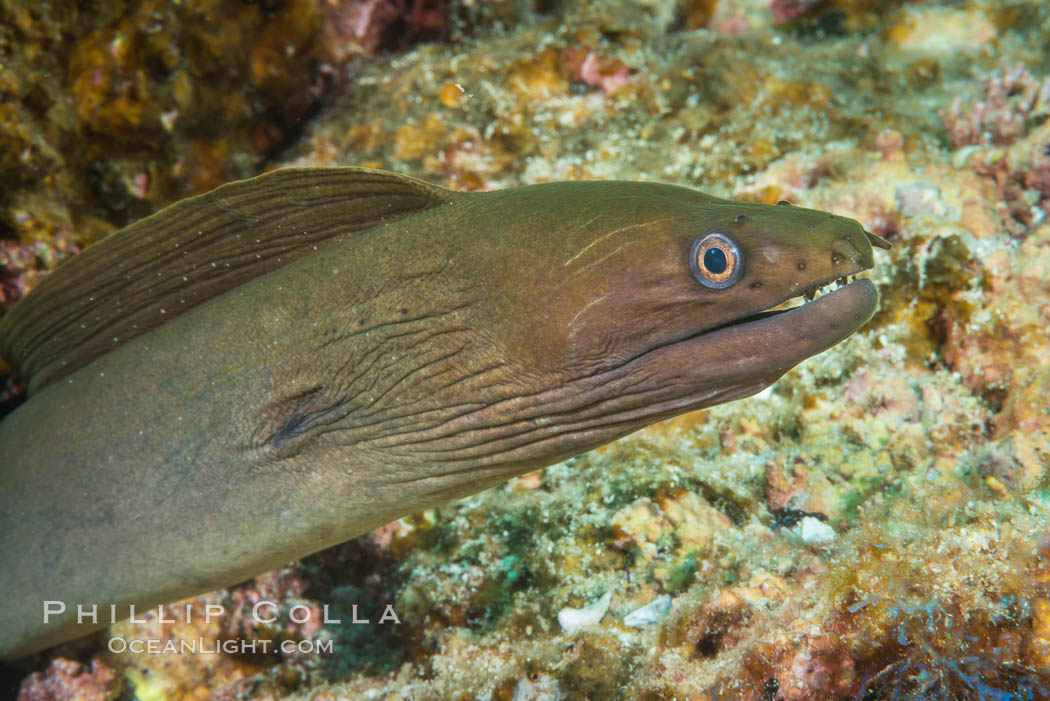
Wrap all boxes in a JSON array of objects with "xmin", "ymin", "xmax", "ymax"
[{"xmin": 690, "ymin": 232, "xmax": 742, "ymax": 289}]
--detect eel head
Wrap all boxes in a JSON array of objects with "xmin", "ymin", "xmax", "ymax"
[{"xmin": 379, "ymin": 180, "xmax": 885, "ymax": 483}]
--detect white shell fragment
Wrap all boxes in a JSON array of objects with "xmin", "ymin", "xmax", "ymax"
[
  {"xmin": 558, "ymin": 592, "xmax": 611, "ymax": 635},
  {"xmin": 799, "ymin": 516, "xmax": 836, "ymax": 544},
  {"xmin": 623, "ymin": 595, "xmax": 672, "ymax": 628}
]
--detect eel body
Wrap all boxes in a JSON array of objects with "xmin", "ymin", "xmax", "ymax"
[{"xmin": 0, "ymin": 167, "xmax": 884, "ymax": 658}]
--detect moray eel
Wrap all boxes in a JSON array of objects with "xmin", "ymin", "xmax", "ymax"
[{"xmin": 0, "ymin": 167, "xmax": 886, "ymax": 658}]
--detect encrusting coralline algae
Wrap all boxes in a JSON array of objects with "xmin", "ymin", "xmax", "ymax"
[{"xmin": 7, "ymin": 0, "xmax": 1050, "ymax": 699}]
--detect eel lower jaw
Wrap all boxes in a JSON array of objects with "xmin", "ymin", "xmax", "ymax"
[
  {"xmin": 627, "ymin": 278, "xmax": 879, "ymax": 399},
  {"xmin": 693, "ymin": 278, "xmax": 879, "ymax": 364},
  {"xmin": 612, "ymin": 277, "xmax": 878, "ymax": 397}
]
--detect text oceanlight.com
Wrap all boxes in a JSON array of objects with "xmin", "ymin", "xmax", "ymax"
[{"xmin": 107, "ymin": 636, "xmax": 335, "ymax": 655}]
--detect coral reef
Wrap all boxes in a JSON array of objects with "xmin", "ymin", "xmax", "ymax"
[
  {"xmin": 323, "ymin": 0, "xmax": 448, "ymax": 58},
  {"xmin": 940, "ymin": 64, "xmax": 1050, "ymax": 236},
  {"xmin": 0, "ymin": 0, "xmax": 334, "ymax": 305},
  {"xmin": 7, "ymin": 0, "xmax": 1050, "ymax": 699},
  {"xmin": 15, "ymin": 657, "xmax": 119, "ymax": 701}
]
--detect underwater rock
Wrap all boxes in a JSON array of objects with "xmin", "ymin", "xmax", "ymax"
[
  {"xmin": 885, "ymin": 5, "xmax": 997, "ymax": 54},
  {"xmin": 510, "ymin": 672, "xmax": 564, "ymax": 701},
  {"xmin": 15, "ymin": 657, "xmax": 118, "ymax": 701},
  {"xmin": 0, "ymin": 0, "xmax": 341, "ymax": 313}
]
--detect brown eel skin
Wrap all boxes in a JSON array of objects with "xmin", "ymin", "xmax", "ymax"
[{"xmin": 0, "ymin": 167, "xmax": 887, "ymax": 658}]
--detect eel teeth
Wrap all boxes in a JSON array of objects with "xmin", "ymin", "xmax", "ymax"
[
  {"xmin": 804, "ymin": 274, "xmax": 854, "ymax": 303},
  {"xmin": 783, "ymin": 274, "xmax": 863, "ymax": 311}
]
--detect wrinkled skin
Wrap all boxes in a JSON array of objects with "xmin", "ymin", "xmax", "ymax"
[{"xmin": 0, "ymin": 170, "xmax": 879, "ymax": 658}]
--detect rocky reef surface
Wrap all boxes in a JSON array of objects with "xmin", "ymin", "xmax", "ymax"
[{"xmin": 8, "ymin": 0, "xmax": 1050, "ymax": 699}]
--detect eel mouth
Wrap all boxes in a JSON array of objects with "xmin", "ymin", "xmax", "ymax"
[
  {"xmin": 656, "ymin": 276, "xmax": 880, "ymax": 387},
  {"xmin": 707, "ymin": 274, "xmax": 871, "ymax": 333}
]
